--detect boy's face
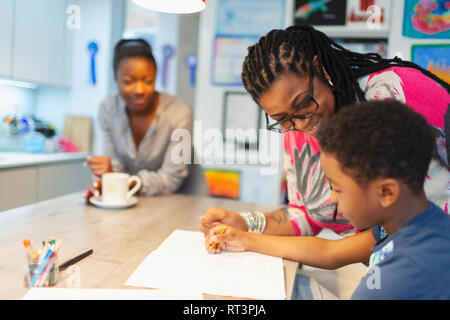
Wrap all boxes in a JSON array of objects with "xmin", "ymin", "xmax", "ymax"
[{"xmin": 320, "ymin": 151, "xmax": 382, "ymax": 230}]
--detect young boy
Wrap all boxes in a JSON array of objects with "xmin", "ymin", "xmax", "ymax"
[{"xmin": 206, "ymin": 100, "xmax": 450, "ymax": 299}]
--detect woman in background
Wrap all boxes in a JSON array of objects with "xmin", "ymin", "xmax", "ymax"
[{"xmin": 84, "ymin": 39, "xmax": 192, "ymax": 200}]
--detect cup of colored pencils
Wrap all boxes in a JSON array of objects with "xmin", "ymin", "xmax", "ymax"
[{"xmin": 23, "ymin": 237, "xmax": 62, "ymax": 288}]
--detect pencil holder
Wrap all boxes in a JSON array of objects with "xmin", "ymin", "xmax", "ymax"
[{"xmin": 24, "ymin": 252, "xmax": 59, "ymax": 288}]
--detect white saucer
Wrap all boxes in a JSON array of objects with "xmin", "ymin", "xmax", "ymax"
[{"xmin": 89, "ymin": 196, "xmax": 138, "ymax": 209}]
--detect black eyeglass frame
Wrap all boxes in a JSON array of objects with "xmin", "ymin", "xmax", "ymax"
[{"xmin": 265, "ymin": 69, "xmax": 319, "ymax": 133}]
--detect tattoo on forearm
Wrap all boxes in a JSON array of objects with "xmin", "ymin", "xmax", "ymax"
[{"xmin": 266, "ymin": 208, "xmax": 289, "ymax": 225}]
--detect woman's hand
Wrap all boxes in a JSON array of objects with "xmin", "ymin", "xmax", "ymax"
[
  {"xmin": 84, "ymin": 156, "xmax": 113, "ymax": 177},
  {"xmin": 199, "ymin": 207, "xmax": 247, "ymax": 236},
  {"xmin": 206, "ymin": 225, "xmax": 248, "ymax": 254},
  {"xmin": 83, "ymin": 179, "xmax": 102, "ymax": 203}
]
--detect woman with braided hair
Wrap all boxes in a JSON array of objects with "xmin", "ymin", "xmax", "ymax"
[{"xmin": 200, "ymin": 25, "xmax": 449, "ymax": 274}]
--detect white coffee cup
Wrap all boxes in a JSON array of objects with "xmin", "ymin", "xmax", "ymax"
[{"xmin": 101, "ymin": 172, "xmax": 142, "ymax": 204}]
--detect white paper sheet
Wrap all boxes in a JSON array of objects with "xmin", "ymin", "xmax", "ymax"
[
  {"xmin": 125, "ymin": 230, "xmax": 286, "ymax": 300},
  {"xmin": 22, "ymin": 287, "xmax": 203, "ymax": 300}
]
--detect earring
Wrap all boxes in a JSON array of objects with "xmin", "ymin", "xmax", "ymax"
[
  {"xmin": 327, "ymin": 78, "xmax": 335, "ymax": 91},
  {"xmin": 327, "ymin": 78, "xmax": 334, "ymax": 87}
]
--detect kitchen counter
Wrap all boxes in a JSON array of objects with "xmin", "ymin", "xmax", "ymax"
[{"xmin": 0, "ymin": 152, "xmax": 90, "ymax": 170}]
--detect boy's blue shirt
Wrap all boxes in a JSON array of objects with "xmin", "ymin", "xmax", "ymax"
[{"xmin": 351, "ymin": 201, "xmax": 450, "ymax": 300}]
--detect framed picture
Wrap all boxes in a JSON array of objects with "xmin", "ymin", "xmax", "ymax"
[
  {"xmin": 403, "ymin": 0, "xmax": 450, "ymax": 39},
  {"xmin": 411, "ymin": 44, "xmax": 450, "ymax": 83},
  {"xmin": 222, "ymin": 91, "xmax": 261, "ymax": 150}
]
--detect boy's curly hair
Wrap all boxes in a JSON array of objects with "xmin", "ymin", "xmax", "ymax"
[{"xmin": 316, "ymin": 101, "xmax": 435, "ymax": 194}]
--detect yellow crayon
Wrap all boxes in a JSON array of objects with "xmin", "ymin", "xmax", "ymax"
[{"xmin": 209, "ymin": 226, "xmax": 227, "ymax": 250}]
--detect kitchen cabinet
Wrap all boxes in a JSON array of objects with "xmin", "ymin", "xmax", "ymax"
[
  {"xmin": 9, "ymin": 0, "xmax": 72, "ymax": 87},
  {"xmin": 0, "ymin": 166, "xmax": 38, "ymax": 212},
  {"xmin": 37, "ymin": 161, "xmax": 92, "ymax": 202},
  {"xmin": 0, "ymin": 159, "xmax": 92, "ymax": 213},
  {"xmin": 0, "ymin": 0, "xmax": 14, "ymax": 77}
]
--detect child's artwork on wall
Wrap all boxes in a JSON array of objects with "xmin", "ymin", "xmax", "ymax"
[
  {"xmin": 403, "ymin": 0, "xmax": 450, "ymax": 38},
  {"xmin": 212, "ymin": 0, "xmax": 286, "ymax": 86},
  {"xmin": 204, "ymin": 169, "xmax": 241, "ymax": 199},
  {"xmin": 346, "ymin": 0, "xmax": 389, "ymax": 29},
  {"xmin": 411, "ymin": 44, "xmax": 450, "ymax": 83},
  {"xmin": 294, "ymin": 0, "xmax": 391, "ymax": 34},
  {"xmin": 294, "ymin": 0, "xmax": 347, "ymax": 25},
  {"xmin": 211, "ymin": 36, "xmax": 258, "ymax": 86}
]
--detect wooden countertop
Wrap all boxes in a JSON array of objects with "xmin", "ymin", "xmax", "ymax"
[{"xmin": 0, "ymin": 192, "xmax": 298, "ymax": 300}]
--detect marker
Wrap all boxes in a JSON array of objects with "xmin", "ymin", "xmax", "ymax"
[
  {"xmin": 209, "ymin": 226, "xmax": 227, "ymax": 251},
  {"xmin": 59, "ymin": 249, "xmax": 93, "ymax": 272}
]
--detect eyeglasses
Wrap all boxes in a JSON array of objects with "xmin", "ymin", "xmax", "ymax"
[{"xmin": 265, "ymin": 69, "xmax": 319, "ymax": 133}]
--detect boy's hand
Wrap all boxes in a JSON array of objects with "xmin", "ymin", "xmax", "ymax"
[
  {"xmin": 199, "ymin": 207, "xmax": 247, "ymax": 236},
  {"xmin": 206, "ymin": 225, "xmax": 248, "ymax": 254}
]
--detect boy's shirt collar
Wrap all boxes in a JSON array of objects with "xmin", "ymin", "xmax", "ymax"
[{"xmin": 372, "ymin": 201, "xmax": 434, "ymax": 248}]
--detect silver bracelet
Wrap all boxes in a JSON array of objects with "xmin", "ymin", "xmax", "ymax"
[
  {"xmin": 253, "ymin": 211, "xmax": 266, "ymax": 234},
  {"xmin": 239, "ymin": 211, "xmax": 266, "ymax": 234}
]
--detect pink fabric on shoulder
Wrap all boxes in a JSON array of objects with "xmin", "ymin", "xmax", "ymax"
[{"xmin": 366, "ymin": 67, "xmax": 449, "ymax": 129}]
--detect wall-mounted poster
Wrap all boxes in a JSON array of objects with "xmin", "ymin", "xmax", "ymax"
[
  {"xmin": 211, "ymin": 36, "xmax": 258, "ymax": 86},
  {"xmin": 204, "ymin": 169, "xmax": 241, "ymax": 199},
  {"xmin": 411, "ymin": 44, "xmax": 450, "ymax": 83},
  {"xmin": 403, "ymin": 0, "xmax": 450, "ymax": 38},
  {"xmin": 294, "ymin": 0, "xmax": 347, "ymax": 25},
  {"xmin": 212, "ymin": 0, "xmax": 286, "ymax": 86},
  {"xmin": 216, "ymin": 0, "xmax": 286, "ymax": 37}
]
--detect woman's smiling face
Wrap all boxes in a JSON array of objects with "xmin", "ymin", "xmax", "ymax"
[{"xmin": 257, "ymin": 69, "xmax": 336, "ymax": 137}]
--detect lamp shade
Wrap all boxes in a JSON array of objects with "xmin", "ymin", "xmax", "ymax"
[{"xmin": 132, "ymin": 0, "xmax": 206, "ymax": 14}]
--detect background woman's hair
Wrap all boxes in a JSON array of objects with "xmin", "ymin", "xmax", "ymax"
[
  {"xmin": 113, "ymin": 39, "xmax": 156, "ymax": 75},
  {"xmin": 241, "ymin": 24, "xmax": 450, "ymax": 110}
]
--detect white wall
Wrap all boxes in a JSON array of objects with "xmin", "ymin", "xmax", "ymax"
[
  {"xmin": 153, "ymin": 13, "xmax": 179, "ymax": 96},
  {"xmin": 0, "ymin": 84, "xmax": 36, "ymax": 120},
  {"xmin": 388, "ymin": 0, "xmax": 450, "ymax": 60}
]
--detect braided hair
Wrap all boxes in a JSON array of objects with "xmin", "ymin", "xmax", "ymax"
[{"xmin": 241, "ymin": 24, "xmax": 450, "ymax": 110}]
